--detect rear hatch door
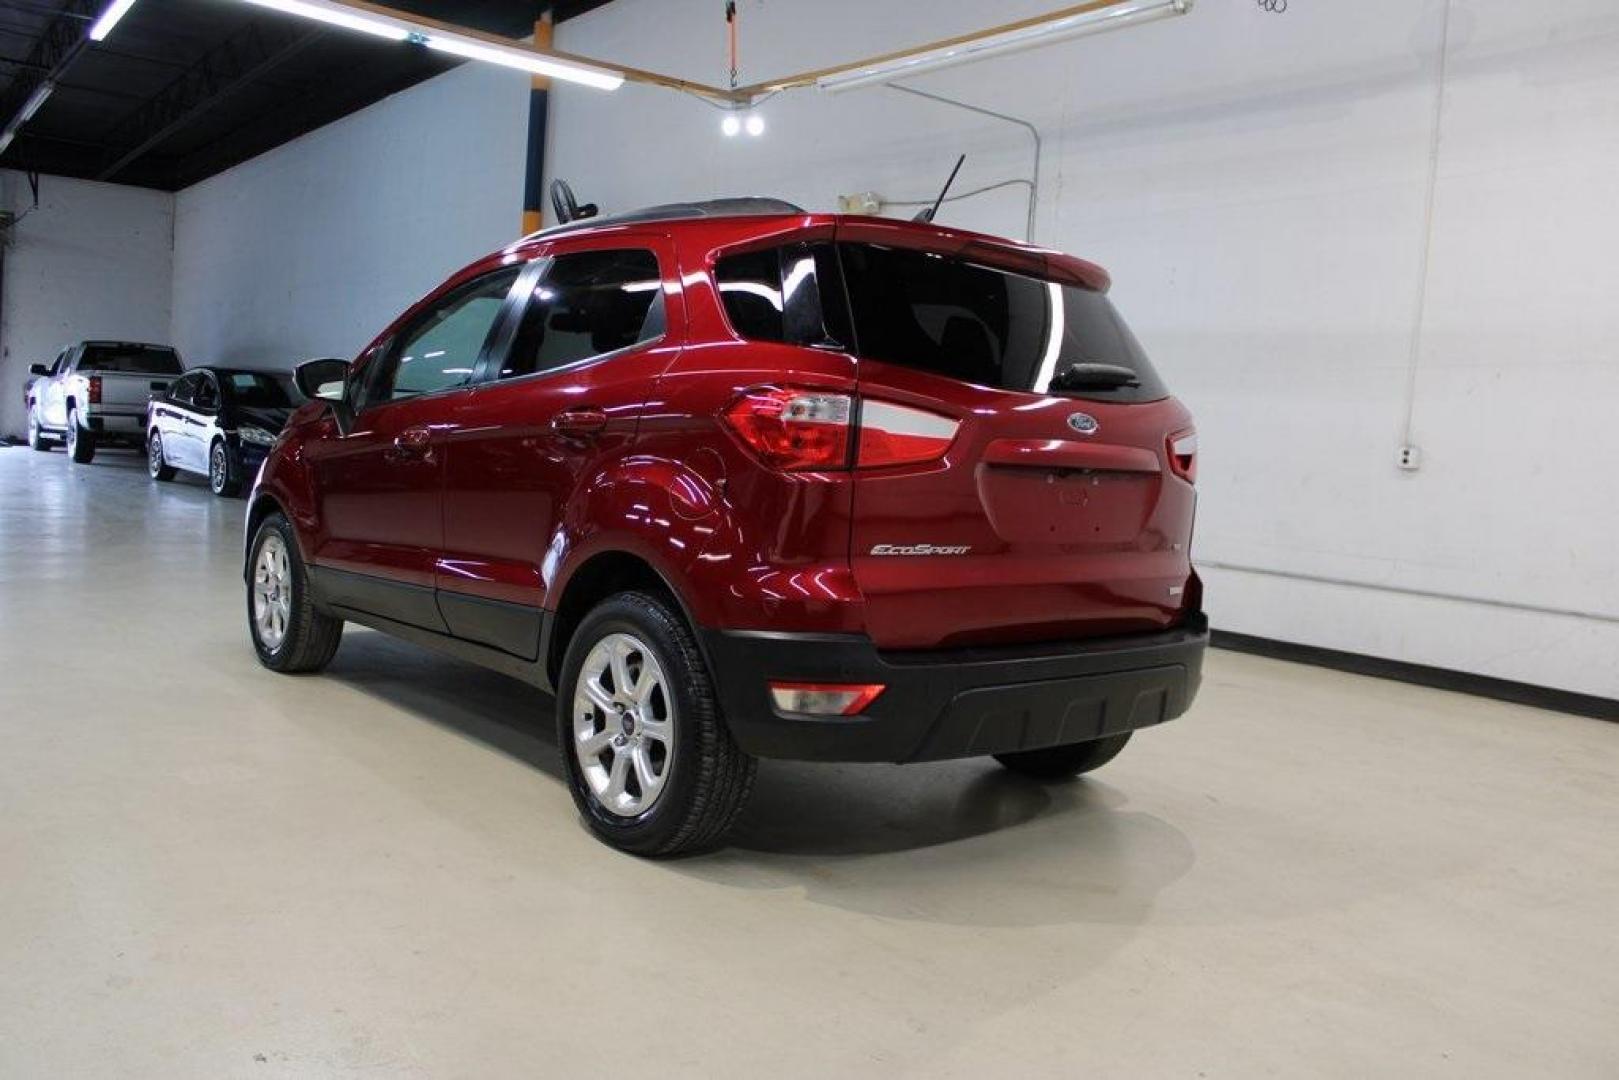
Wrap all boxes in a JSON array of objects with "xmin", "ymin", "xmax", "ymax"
[{"xmin": 836, "ymin": 225, "xmax": 1197, "ymax": 650}]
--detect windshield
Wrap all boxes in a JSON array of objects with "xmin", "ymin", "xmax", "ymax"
[
  {"xmin": 219, "ymin": 370, "xmax": 295, "ymax": 408},
  {"xmin": 79, "ymin": 345, "xmax": 183, "ymax": 376},
  {"xmin": 836, "ymin": 243, "xmax": 1168, "ymax": 402}
]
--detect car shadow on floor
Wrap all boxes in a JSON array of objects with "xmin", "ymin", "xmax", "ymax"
[{"xmin": 324, "ymin": 629, "xmax": 1198, "ymax": 927}]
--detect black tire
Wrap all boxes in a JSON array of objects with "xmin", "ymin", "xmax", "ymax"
[
  {"xmin": 209, "ymin": 439, "xmax": 242, "ymax": 497},
  {"xmin": 556, "ymin": 591, "xmax": 756, "ymax": 857},
  {"xmin": 27, "ymin": 408, "xmax": 51, "ymax": 451},
  {"xmin": 147, "ymin": 430, "xmax": 177, "ymax": 481},
  {"xmin": 247, "ymin": 512, "xmax": 343, "ymax": 673},
  {"xmin": 994, "ymin": 733, "xmax": 1133, "ymax": 780},
  {"xmin": 66, "ymin": 408, "xmax": 96, "ymax": 464}
]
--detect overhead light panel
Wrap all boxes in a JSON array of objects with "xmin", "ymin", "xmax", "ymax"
[
  {"xmin": 234, "ymin": 0, "xmax": 623, "ymax": 89},
  {"xmin": 239, "ymin": 0, "xmax": 409, "ymax": 41},
  {"xmin": 17, "ymin": 81, "xmax": 53, "ymax": 124},
  {"xmin": 89, "ymin": 0, "xmax": 139, "ymax": 41},
  {"xmin": 418, "ymin": 34, "xmax": 623, "ymax": 90},
  {"xmin": 818, "ymin": 0, "xmax": 1195, "ymax": 93}
]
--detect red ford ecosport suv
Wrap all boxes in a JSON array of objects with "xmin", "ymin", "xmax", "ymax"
[{"xmin": 245, "ymin": 197, "xmax": 1206, "ymax": 856}]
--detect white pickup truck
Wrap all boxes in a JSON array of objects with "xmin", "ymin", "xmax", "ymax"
[{"xmin": 25, "ymin": 341, "xmax": 184, "ymax": 463}]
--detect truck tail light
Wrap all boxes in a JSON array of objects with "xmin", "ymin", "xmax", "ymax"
[
  {"xmin": 768, "ymin": 681, "xmax": 885, "ymax": 716},
  {"xmin": 856, "ymin": 399, "xmax": 959, "ymax": 468},
  {"xmin": 88, "ymin": 376, "xmax": 103, "ymax": 405},
  {"xmin": 1168, "ymin": 428, "xmax": 1197, "ymax": 483},
  {"xmin": 724, "ymin": 386, "xmax": 852, "ymax": 470}
]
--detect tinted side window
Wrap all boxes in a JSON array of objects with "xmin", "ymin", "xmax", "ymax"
[
  {"xmin": 499, "ymin": 249, "xmax": 663, "ymax": 380},
  {"xmin": 168, "ymin": 373, "xmax": 197, "ymax": 407},
  {"xmin": 192, "ymin": 374, "xmax": 219, "ymax": 411},
  {"xmin": 837, "ymin": 243, "xmax": 1167, "ymax": 402},
  {"xmin": 378, "ymin": 269, "xmax": 520, "ymax": 403},
  {"xmin": 715, "ymin": 249, "xmax": 784, "ymax": 342},
  {"xmin": 714, "ymin": 243, "xmax": 843, "ymax": 349}
]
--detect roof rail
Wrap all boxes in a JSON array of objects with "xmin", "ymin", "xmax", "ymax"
[{"xmin": 521, "ymin": 197, "xmax": 807, "ymax": 242}]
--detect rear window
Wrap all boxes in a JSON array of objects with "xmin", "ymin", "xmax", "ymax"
[
  {"xmin": 79, "ymin": 345, "xmax": 183, "ymax": 376},
  {"xmin": 837, "ymin": 243, "xmax": 1167, "ymax": 402},
  {"xmin": 715, "ymin": 242, "xmax": 1167, "ymax": 402},
  {"xmin": 221, "ymin": 371, "xmax": 295, "ymax": 408}
]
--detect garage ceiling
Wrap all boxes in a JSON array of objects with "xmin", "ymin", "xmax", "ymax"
[{"xmin": 0, "ymin": 0, "xmax": 613, "ymax": 191}]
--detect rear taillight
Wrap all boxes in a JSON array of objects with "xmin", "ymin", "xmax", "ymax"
[
  {"xmin": 723, "ymin": 386, "xmax": 852, "ymax": 470},
  {"xmin": 856, "ymin": 399, "xmax": 959, "ymax": 468},
  {"xmin": 1168, "ymin": 428, "xmax": 1197, "ymax": 483},
  {"xmin": 88, "ymin": 376, "xmax": 102, "ymax": 405}
]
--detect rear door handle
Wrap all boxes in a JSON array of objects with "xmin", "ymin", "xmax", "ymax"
[
  {"xmin": 552, "ymin": 407, "xmax": 608, "ymax": 437},
  {"xmin": 392, "ymin": 425, "xmax": 433, "ymax": 458}
]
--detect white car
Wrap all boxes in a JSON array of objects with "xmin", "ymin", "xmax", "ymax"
[{"xmin": 146, "ymin": 367, "xmax": 300, "ymax": 497}]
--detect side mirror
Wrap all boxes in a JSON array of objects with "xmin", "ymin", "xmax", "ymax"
[
  {"xmin": 294, "ymin": 357, "xmax": 354, "ymax": 435},
  {"xmin": 294, "ymin": 357, "xmax": 349, "ymax": 402},
  {"xmin": 29, "ymin": 363, "xmax": 49, "ymax": 377}
]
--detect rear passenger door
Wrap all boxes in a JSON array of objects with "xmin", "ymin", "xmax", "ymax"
[
  {"xmin": 181, "ymin": 372, "xmax": 221, "ymax": 471},
  {"xmin": 437, "ymin": 238, "xmax": 680, "ymax": 657}
]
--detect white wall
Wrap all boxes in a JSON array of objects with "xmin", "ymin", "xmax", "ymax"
[
  {"xmin": 152, "ymin": 0, "xmax": 1617, "ymax": 698},
  {"xmin": 0, "ymin": 170, "xmax": 175, "ymax": 439},
  {"xmin": 170, "ymin": 61, "xmax": 528, "ymax": 368},
  {"xmin": 543, "ymin": 0, "xmax": 1618, "ymax": 698}
]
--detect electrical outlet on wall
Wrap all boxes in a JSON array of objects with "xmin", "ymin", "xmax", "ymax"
[
  {"xmin": 1397, "ymin": 445, "xmax": 1422, "ymax": 471},
  {"xmin": 838, "ymin": 192, "xmax": 882, "ymax": 215}
]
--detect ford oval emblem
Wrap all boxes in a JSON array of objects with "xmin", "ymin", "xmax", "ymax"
[{"xmin": 1067, "ymin": 412, "xmax": 1099, "ymax": 435}]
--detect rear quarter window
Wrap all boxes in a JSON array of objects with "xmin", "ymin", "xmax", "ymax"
[{"xmin": 79, "ymin": 345, "xmax": 184, "ymax": 376}]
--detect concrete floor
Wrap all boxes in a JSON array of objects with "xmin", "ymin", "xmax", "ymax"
[{"xmin": 1, "ymin": 446, "xmax": 1615, "ymax": 1079}]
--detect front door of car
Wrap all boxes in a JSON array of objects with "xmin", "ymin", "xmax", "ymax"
[
  {"xmin": 303, "ymin": 266, "xmax": 523, "ymax": 631},
  {"xmin": 41, "ymin": 349, "xmax": 71, "ymax": 428},
  {"xmin": 437, "ymin": 238, "xmax": 682, "ymax": 659},
  {"xmin": 185, "ymin": 371, "xmax": 222, "ymax": 471}
]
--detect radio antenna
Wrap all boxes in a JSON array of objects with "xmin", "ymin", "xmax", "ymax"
[{"xmin": 915, "ymin": 154, "xmax": 966, "ymax": 224}]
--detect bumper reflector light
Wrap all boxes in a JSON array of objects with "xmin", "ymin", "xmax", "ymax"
[{"xmin": 768, "ymin": 681, "xmax": 886, "ymax": 716}]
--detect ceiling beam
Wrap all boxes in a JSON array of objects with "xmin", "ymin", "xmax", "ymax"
[{"xmin": 96, "ymin": 19, "xmax": 323, "ymax": 181}]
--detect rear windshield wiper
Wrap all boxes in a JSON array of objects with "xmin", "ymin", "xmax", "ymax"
[{"xmin": 1048, "ymin": 362, "xmax": 1141, "ymax": 393}]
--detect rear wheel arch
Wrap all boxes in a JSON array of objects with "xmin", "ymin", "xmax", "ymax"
[{"xmin": 547, "ymin": 549, "xmax": 702, "ymax": 690}]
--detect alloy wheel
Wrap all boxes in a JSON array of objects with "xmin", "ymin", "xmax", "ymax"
[
  {"xmin": 252, "ymin": 534, "xmax": 292, "ymax": 651},
  {"xmin": 572, "ymin": 632, "xmax": 676, "ymax": 817},
  {"xmin": 210, "ymin": 445, "xmax": 228, "ymax": 493},
  {"xmin": 149, "ymin": 435, "xmax": 165, "ymax": 476}
]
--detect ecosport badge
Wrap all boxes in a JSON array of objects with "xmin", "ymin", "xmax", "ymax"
[
  {"xmin": 870, "ymin": 544, "xmax": 972, "ymax": 556},
  {"xmin": 1067, "ymin": 412, "xmax": 1100, "ymax": 435}
]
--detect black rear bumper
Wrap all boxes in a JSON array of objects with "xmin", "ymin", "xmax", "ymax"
[{"xmin": 702, "ymin": 613, "xmax": 1207, "ymax": 763}]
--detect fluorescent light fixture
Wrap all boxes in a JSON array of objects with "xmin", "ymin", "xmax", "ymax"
[
  {"xmin": 234, "ymin": 0, "xmax": 623, "ymax": 89},
  {"xmin": 420, "ymin": 33, "xmax": 623, "ymax": 90},
  {"xmin": 239, "ymin": 0, "xmax": 410, "ymax": 41},
  {"xmin": 0, "ymin": 131, "xmax": 14, "ymax": 156},
  {"xmin": 818, "ymin": 0, "xmax": 1194, "ymax": 93},
  {"xmin": 89, "ymin": 0, "xmax": 139, "ymax": 41},
  {"xmin": 17, "ymin": 82, "xmax": 53, "ymax": 124}
]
